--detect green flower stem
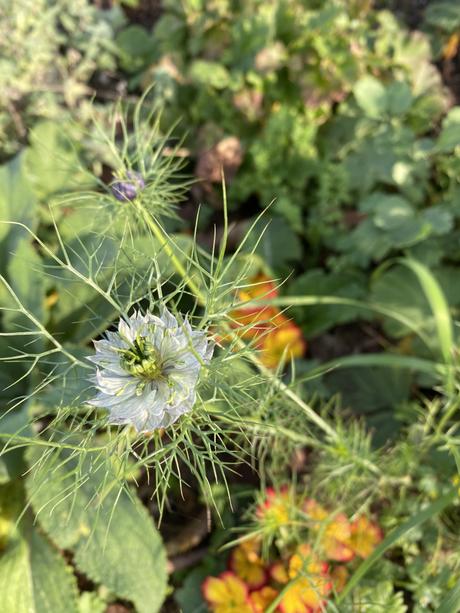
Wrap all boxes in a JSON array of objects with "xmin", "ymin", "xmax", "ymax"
[
  {"xmin": 139, "ymin": 207, "xmax": 339, "ymax": 442},
  {"xmin": 138, "ymin": 206, "xmax": 207, "ymax": 306}
]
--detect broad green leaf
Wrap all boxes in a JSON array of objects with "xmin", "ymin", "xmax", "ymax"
[
  {"xmin": 115, "ymin": 25, "xmax": 156, "ymax": 72},
  {"xmin": 436, "ymin": 107, "xmax": 460, "ymax": 152},
  {"xmin": 0, "ymin": 155, "xmax": 38, "ymax": 273},
  {"xmin": 23, "ymin": 121, "xmax": 87, "ymax": 200},
  {"xmin": 0, "ymin": 406, "xmax": 32, "ymax": 482},
  {"xmin": 372, "ymin": 196, "xmax": 414, "ymax": 231},
  {"xmin": 244, "ymin": 216, "xmax": 302, "ymax": 275},
  {"xmin": 385, "ymin": 81, "xmax": 413, "ymax": 116},
  {"xmin": 175, "ymin": 564, "xmax": 217, "ymax": 613},
  {"xmin": 36, "ymin": 346, "xmax": 93, "ymax": 408},
  {"xmin": 0, "ymin": 481, "xmax": 79, "ymax": 613},
  {"xmin": 425, "ymin": 2, "xmax": 460, "ymax": 31},
  {"xmin": 370, "ymin": 265, "xmax": 435, "ymax": 341},
  {"xmin": 287, "ymin": 269, "xmax": 367, "ymax": 336},
  {"xmin": 353, "ymin": 76, "xmax": 387, "ymax": 118},
  {"xmin": 26, "ymin": 449, "xmax": 168, "ymax": 613},
  {"xmin": 437, "ymin": 579, "xmax": 460, "ymax": 613},
  {"xmin": 326, "ymin": 366, "xmax": 411, "ymax": 415},
  {"xmin": 5, "ymin": 239, "xmax": 46, "ymax": 324},
  {"xmin": 189, "ymin": 60, "xmax": 230, "ymax": 89},
  {"xmin": 78, "ymin": 593, "xmax": 106, "ymax": 613},
  {"xmin": 422, "ymin": 206, "xmax": 454, "ymax": 236}
]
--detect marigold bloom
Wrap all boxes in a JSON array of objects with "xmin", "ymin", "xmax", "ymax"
[
  {"xmin": 259, "ymin": 316, "xmax": 306, "ymax": 369},
  {"xmin": 348, "ymin": 516, "xmax": 383, "ymax": 558},
  {"xmin": 226, "ymin": 273, "xmax": 306, "ymax": 368},
  {"xmin": 270, "ymin": 561, "xmax": 289, "ymax": 584},
  {"xmin": 278, "ymin": 545, "xmax": 331, "ymax": 613},
  {"xmin": 202, "ymin": 571, "xmax": 254, "ymax": 613},
  {"xmin": 250, "ymin": 586, "xmax": 279, "ymax": 613},
  {"xmin": 304, "ymin": 500, "xmax": 354, "ymax": 562},
  {"xmin": 87, "ymin": 308, "xmax": 213, "ymax": 431},
  {"xmin": 238, "ymin": 273, "xmax": 279, "ymax": 303},
  {"xmin": 229, "ymin": 538, "xmax": 267, "ymax": 589},
  {"xmin": 256, "ymin": 486, "xmax": 292, "ymax": 528},
  {"xmin": 229, "ymin": 274, "xmax": 279, "ymax": 342}
]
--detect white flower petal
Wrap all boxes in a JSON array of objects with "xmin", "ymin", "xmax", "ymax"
[{"xmin": 86, "ymin": 307, "xmax": 211, "ymax": 431}]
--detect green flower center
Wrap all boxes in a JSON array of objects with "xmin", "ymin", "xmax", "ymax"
[{"xmin": 120, "ymin": 335, "xmax": 162, "ymax": 381}]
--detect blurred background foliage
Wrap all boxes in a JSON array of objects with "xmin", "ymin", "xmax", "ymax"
[{"xmin": 1, "ymin": 0, "xmax": 460, "ymax": 611}]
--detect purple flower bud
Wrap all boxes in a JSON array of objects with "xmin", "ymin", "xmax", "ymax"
[{"xmin": 111, "ymin": 171, "xmax": 145, "ymax": 201}]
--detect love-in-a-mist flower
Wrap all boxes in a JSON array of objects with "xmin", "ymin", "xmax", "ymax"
[{"xmin": 87, "ymin": 308, "xmax": 213, "ymax": 432}]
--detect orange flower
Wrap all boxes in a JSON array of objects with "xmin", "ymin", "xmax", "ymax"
[
  {"xmin": 303, "ymin": 499, "xmax": 328, "ymax": 523},
  {"xmin": 237, "ymin": 274, "xmax": 278, "ymax": 303},
  {"xmin": 270, "ymin": 561, "xmax": 289, "ymax": 584},
  {"xmin": 278, "ymin": 545, "xmax": 331, "ymax": 613},
  {"xmin": 225, "ymin": 273, "xmax": 306, "ymax": 368},
  {"xmin": 229, "ymin": 538, "xmax": 267, "ymax": 589},
  {"xmin": 202, "ymin": 571, "xmax": 255, "ymax": 613},
  {"xmin": 250, "ymin": 586, "xmax": 279, "ymax": 613},
  {"xmin": 256, "ymin": 486, "xmax": 292, "ymax": 528},
  {"xmin": 348, "ymin": 516, "xmax": 383, "ymax": 558},
  {"xmin": 304, "ymin": 500, "xmax": 354, "ymax": 562},
  {"xmin": 259, "ymin": 316, "xmax": 306, "ymax": 369},
  {"xmin": 229, "ymin": 305, "xmax": 278, "ymax": 343},
  {"xmin": 229, "ymin": 274, "xmax": 279, "ymax": 343}
]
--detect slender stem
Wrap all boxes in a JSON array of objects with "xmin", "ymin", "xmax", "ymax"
[
  {"xmin": 139, "ymin": 206, "xmax": 206, "ymax": 305},
  {"xmin": 436, "ymin": 392, "xmax": 460, "ymax": 436}
]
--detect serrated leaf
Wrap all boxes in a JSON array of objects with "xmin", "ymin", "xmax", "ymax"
[
  {"xmin": 348, "ymin": 581, "xmax": 407, "ymax": 612},
  {"xmin": 0, "ymin": 481, "xmax": 79, "ymax": 613},
  {"xmin": 26, "ymin": 449, "xmax": 168, "ymax": 613}
]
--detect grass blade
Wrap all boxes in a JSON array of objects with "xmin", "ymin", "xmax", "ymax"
[{"xmin": 436, "ymin": 579, "xmax": 460, "ymax": 613}]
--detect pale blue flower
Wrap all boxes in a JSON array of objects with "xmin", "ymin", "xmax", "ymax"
[{"xmin": 87, "ymin": 308, "xmax": 213, "ymax": 432}]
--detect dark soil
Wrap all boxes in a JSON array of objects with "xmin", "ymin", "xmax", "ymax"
[{"xmin": 121, "ymin": 0, "xmax": 163, "ymax": 28}]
